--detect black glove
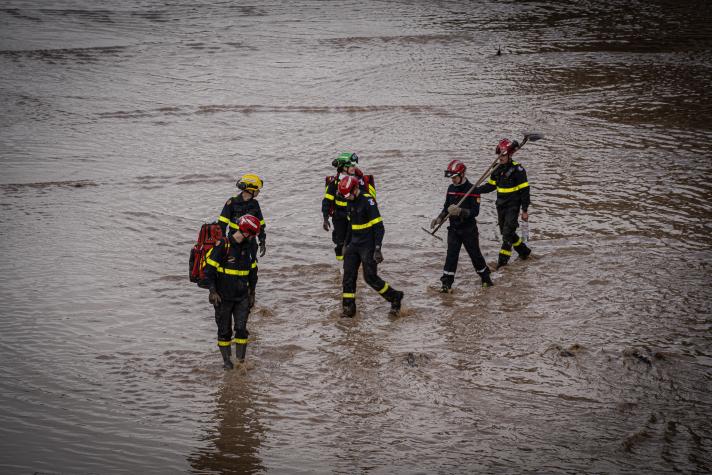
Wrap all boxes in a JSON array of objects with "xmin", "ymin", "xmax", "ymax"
[
  {"xmin": 208, "ymin": 288, "xmax": 221, "ymax": 306},
  {"xmin": 323, "ymin": 218, "xmax": 331, "ymax": 232},
  {"xmin": 373, "ymin": 247, "xmax": 384, "ymax": 264},
  {"xmin": 259, "ymin": 240, "xmax": 266, "ymax": 257},
  {"xmin": 248, "ymin": 288, "xmax": 256, "ymax": 309}
]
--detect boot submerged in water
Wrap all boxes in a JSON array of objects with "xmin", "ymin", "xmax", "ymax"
[
  {"xmin": 234, "ymin": 341, "xmax": 247, "ymax": 362},
  {"xmin": 389, "ymin": 290, "xmax": 404, "ymax": 316},
  {"xmin": 478, "ymin": 267, "xmax": 494, "ymax": 288},
  {"xmin": 516, "ymin": 244, "xmax": 531, "ymax": 260},
  {"xmin": 219, "ymin": 345, "xmax": 233, "ymax": 370},
  {"xmin": 342, "ymin": 299, "xmax": 356, "ymax": 318}
]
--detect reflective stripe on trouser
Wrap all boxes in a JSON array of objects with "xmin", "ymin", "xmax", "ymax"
[
  {"xmin": 497, "ymin": 204, "xmax": 521, "ymax": 258},
  {"xmin": 343, "ymin": 244, "xmax": 399, "ymax": 301},
  {"xmin": 214, "ymin": 297, "xmax": 250, "ymax": 344},
  {"xmin": 332, "ymin": 216, "xmax": 348, "ymax": 261},
  {"xmin": 441, "ymin": 226, "xmax": 487, "ymax": 286}
]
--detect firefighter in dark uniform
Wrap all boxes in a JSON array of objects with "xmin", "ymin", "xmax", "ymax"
[
  {"xmin": 218, "ymin": 173, "xmax": 266, "ymax": 306},
  {"xmin": 430, "ymin": 159, "xmax": 494, "ymax": 292},
  {"xmin": 204, "ymin": 214, "xmax": 261, "ymax": 369},
  {"xmin": 322, "ymin": 152, "xmax": 376, "ymax": 263},
  {"xmin": 338, "ymin": 175, "xmax": 403, "ymax": 317},
  {"xmin": 473, "ymin": 138, "xmax": 532, "ymax": 268}
]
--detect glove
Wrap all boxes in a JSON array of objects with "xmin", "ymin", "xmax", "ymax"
[
  {"xmin": 259, "ymin": 240, "xmax": 266, "ymax": 257},
  {"xmin": 323, "ymin": 218, "xmax": 331, "ymax": 232},
  {"xmin": 208, "ymin": 288, "xmax": 221, "ymax": 306},
  {"xmin": 447, "ymin": 204, "xmax": 462, "ymax": 216},
  {"xmin": 373, "ymin": 247, "xmax": 384, "ymax": 264},
  {"xmin": 248, "ymin": 289, "xmax": 256, "ymax": 309},
  {"xmin": 430, "ymin": 217, "xmax": 443, "ymax": 229}
]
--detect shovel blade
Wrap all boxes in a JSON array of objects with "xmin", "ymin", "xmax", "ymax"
[{"xmin": 421, "ymin": 227, "xmax": 443, "ymax": 241}]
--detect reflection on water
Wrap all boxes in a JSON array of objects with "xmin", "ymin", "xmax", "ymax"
[
  {"xmin": 188, "ymin": 373, "xmax": 265, "ymax": 474},
  {"xmin": 0, "ymin": 0, "xmax": 711, "ymax": 473}
]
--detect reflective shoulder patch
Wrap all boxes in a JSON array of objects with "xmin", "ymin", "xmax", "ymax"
[
  {"xmin": 226, "ymin": 199, "xmax": 232, "ymax": 206},
  {"xmin": 517, "ymin": 166, "xmax": 523, "ymax": 171},
  {"xmin": 368, "ymin": 198, "xmax": 375, "ymax": 206}
]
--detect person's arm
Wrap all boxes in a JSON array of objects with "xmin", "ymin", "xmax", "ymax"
[
  {"xmin": 518, "ymin": 167, "xmax": 530, "ymax": 219},
  {"xmin": 217, "ymin": 199, "xmax": 232, "ymax": 235},
  {"xmin": 204, "ymin": 241, "xmax": 225, "ymax": 287}
]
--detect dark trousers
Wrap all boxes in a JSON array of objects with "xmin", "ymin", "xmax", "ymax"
[
  {"xmin": 497, "ymin": 205, "xmax": 529, "ymax": 264},
  {"xmin": 214, "ymin": 297, "xmax": 250, "ymax": 345},
  {"xmin": 441, "ymin": 225, "xmax": 488, "ymax": 286},
  {"xmin": 331, "ymin": 215, "xmax": 348, "ymax": 261},
  {"xmin": 342, "ymin": 244, "xmax": 399, "ymax": 302}
]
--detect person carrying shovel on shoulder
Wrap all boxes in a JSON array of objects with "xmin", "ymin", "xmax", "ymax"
[
  {"xmin": 472, "ymin": 138, "xmax": 532, "ymax": 269},
  {"xmin": 430, "ymin": 159, "xmax": 494, "ymax": 293}
]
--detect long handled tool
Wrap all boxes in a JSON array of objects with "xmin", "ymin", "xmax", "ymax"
[{"xmin": 422, "ymin": 132, "xmax": 544, "ymax": 240}]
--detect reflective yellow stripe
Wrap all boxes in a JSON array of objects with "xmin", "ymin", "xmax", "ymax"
[
  {"xmin": 499, "ymin": 249, "xmax": 512, "ymax": 256},
  {"xmin": 260, "ymin": 219, "xmax": 265, "ymax": 226},
  {"xmin": 368, "ymin": 185, "xmax": 376, "ymax": 198},
  {"xmin": 336, "ymin": 255, "xmax": 344, "ymax": 261},
  {"xmin": 217, "ymin": 340, "xmax": 231, "ymax": 347},
  {"xmin": 205, "ymin": 255, "xmax": 221, "ymax": 269},
  {"xmin": 233, "ymin": 338, "xmax": 248, "ymax": 344},
  {"xmin": 513, "ymin": 238, "xmax": 522, "ymax": 247},
  {"xmin": 343, "ymin": 293, "xmax": 355, "ymax": 298},
  {"xmin": 228, "ymin": 221, "xmax": 239, "ymax": 229},
  {"xmin": 218, "ymin": 215, "xmax": 230, "ymax": 224},
  {"xmin": 335, "ymin": 200, "xmax": 347, "ymax": 207},
  {"xmin": 352, "ymin": 216, "xmax": 382, "ymax": 230},
  {"xmin": 497, "ymin": 182, "xmax": 529, "ymax": 193},
  {"xmin": 487, "ymin": 178, "xmax": 496, "ymax": 185},
  {"xmin": 251, "ymin": 261, "xmax": 257, "ymax": 268},
  {"xmin": 324, "ymin": 193, "xmax": 335, "ymax": 201},
  {"xmin": 378, "ymin": 283, "xmax": 390, "ymax": 294},
  {"xmin": 222, "ymin": 268, "xmax": 250, "ymax": 276}
]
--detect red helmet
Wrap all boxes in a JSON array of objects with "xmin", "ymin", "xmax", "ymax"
[
  {"xmin": 237, "ymin": 214, "xmax": 261, "ymax": 237},
  {"xmin": 495, "ymin": 138, "xmax": 520, "ymax": 156},
  {"xmin": 445, "ymin": 159, "xmax": 466, "ymax": 178},
  {"xmin": 337, "ymin": 175, "xmax": 359, "ymax": 198}
]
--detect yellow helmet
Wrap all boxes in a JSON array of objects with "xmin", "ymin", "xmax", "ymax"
[{"xmin": 237, "ymin": 173, "xmax": 263, "ymax": 192}]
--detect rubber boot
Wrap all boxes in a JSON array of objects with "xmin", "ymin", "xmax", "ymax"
[
  {"xmin": 516, "ymin": 243, "xmax": 531, "ymax": 260},
  {"xmin": 342, "ymin": 299, "xmax": 356, "ymax": 318},
  {"xmin": 389, "ymin": 290, "xmax": 404, "ymax": 316},
  {"xmin": 478, "ymin": 267, "xmax": 494, "ymax": 288},
  {"xmin": 235, "ymin": 342, "xmax": 247, "ymax": 362},
  {"xmin": 219, "ymin": 346, "xmax": 233, "ymax": 370},
  {"xmin": 439, "ymin": 275, "xmax": 454, "ymax": 293},
  {"xmin": 496, "ymin": 253, "xmax": 510, "ymax": 269}
]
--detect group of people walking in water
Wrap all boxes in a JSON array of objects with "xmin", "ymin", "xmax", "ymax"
[{"xmin": 200, "ymin": 137, "xmax": 534, "ymax": 369}]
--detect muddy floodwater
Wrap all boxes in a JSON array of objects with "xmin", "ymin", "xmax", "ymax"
[{"xmin": 1, "ymin": 1, "xmax": 711, "ymax": 473}]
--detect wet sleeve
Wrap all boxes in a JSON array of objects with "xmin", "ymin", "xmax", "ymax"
[
  {"xmin": 322, "ymin": 182, "xmax": 335, "ymax": 219},
  {"xmin": 473, "ymin": 174, "xmax": 497, "ymax": 194},
  {"xmin": 217, "ymin": 200, "xmax": 232, "ymax": 235},
  {"xmin": 369, "ymin": 202, "xmax": 385, "ymax": 249},
  {"xmin": 254, "ymin": 202, "xmax": 267, "ymax": 242},
  {"xmin": 518, "ymin": 168, "xmax": 530, "ymax": 211}
]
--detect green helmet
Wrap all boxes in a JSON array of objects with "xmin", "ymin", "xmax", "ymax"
[{"xmin": 331, "ymin": 152, "xmax": 359, "ymax": 168}]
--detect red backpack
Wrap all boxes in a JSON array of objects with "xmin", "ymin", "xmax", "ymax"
[{"xmin": 189, "ymin": 222, "xmax": 224, "ymax": 288}]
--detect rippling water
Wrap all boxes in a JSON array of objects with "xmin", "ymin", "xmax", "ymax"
[{"xmin": 1, "ymin": 1, "xmax": 711, "ymax": 473}]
